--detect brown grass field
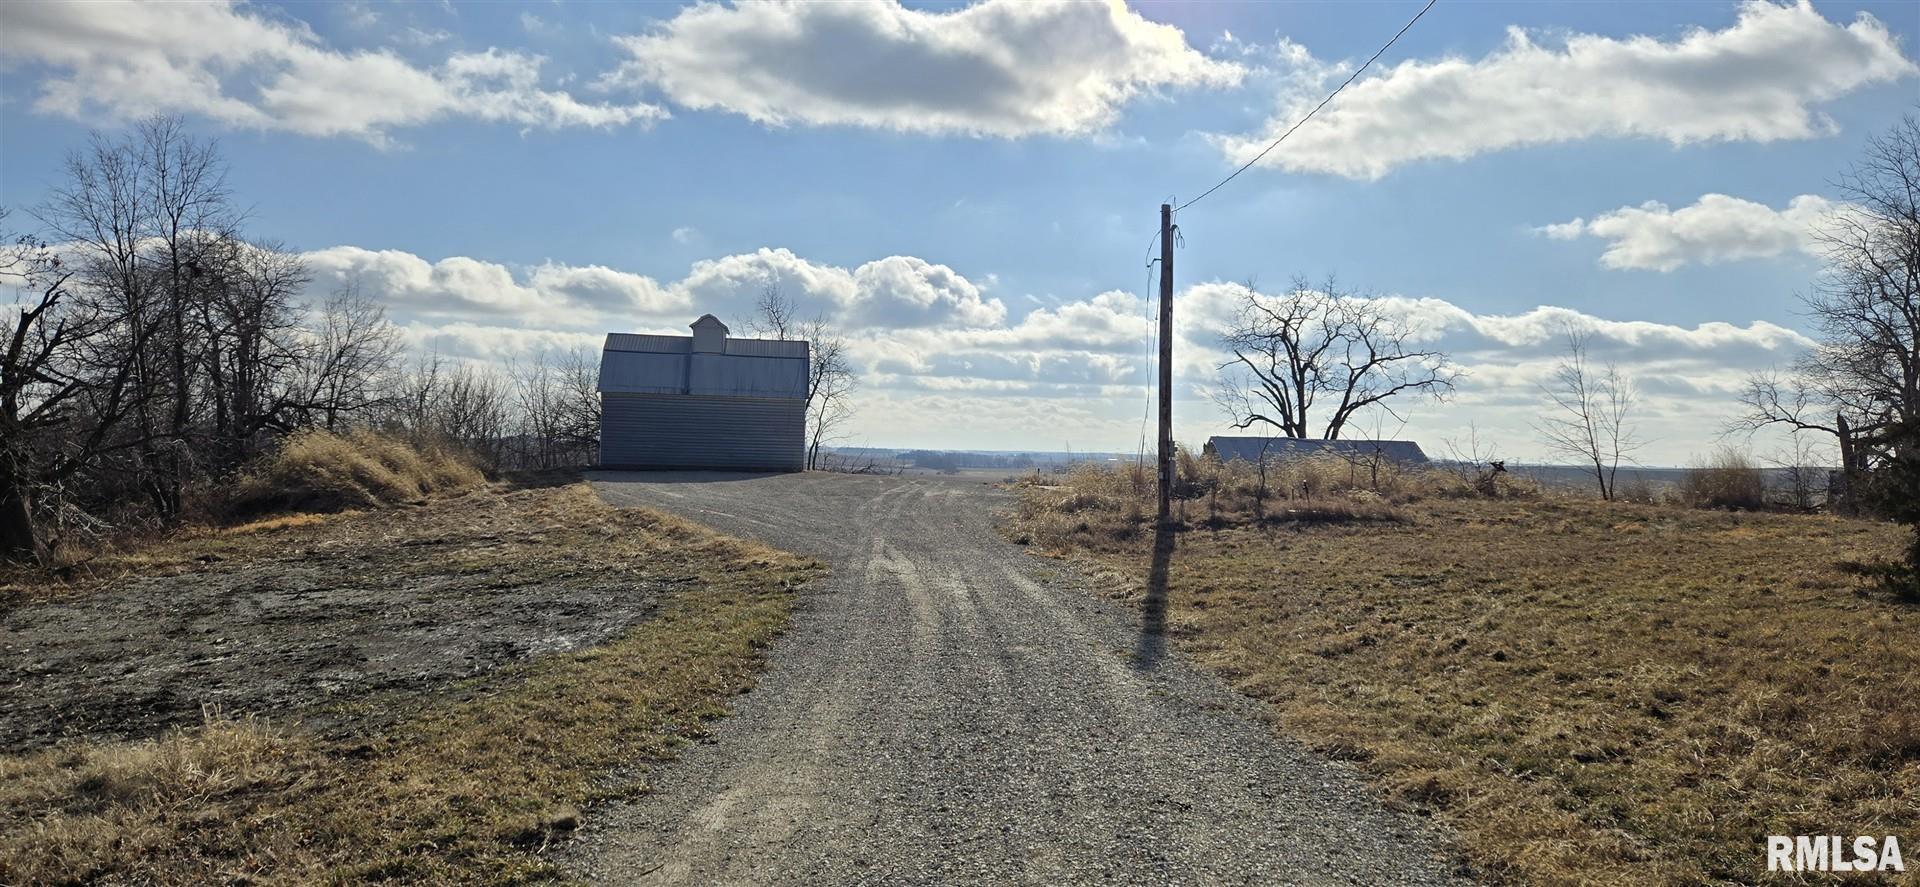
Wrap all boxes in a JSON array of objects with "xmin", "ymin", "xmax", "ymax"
[
  {"xmin": 0, "ymin": 480, "xmax": 818, "ymax": 884},
  {"xmin": 1010, "ymin": 461, "xmax": 1917, "ymax": 885}
]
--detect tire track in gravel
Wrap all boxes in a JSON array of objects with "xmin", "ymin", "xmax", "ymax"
[{"xmin": 564, "ymin": 471, "xmax": 1470, "ymax": 885}]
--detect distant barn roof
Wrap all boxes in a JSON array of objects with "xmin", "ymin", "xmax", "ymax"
[
  {"xmin": 599, "ymin": 327, "xmax": 808, "ymax": 399},
  {"xmin": 603, "ymin": 332, "xmax": 807, "ymax": 359},
  {"xmin": 1206, "ymin": 436, "xmax": 1430, "ymax": 464}
]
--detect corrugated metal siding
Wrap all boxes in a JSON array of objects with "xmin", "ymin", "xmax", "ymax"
[
  {"xmin": 722, "ymin": 338, "xmax": 808, "ymax": 358},
  {"xmin": 598, "ymin": 351, "xmax": 689, "ymax": 394},
  {"xmin": 599, "ymin": 394, "xmax": 806, "ymax": 471},
  {"xmin": 600, "ymin": 333, "xmax": 809, "ymax": 398},
  {"xmin": 689, "ymin": 353, "xmax": 808, "ymax": 397},
  {"xmin": 604, "ymin": 332, "xmax": 806, "ymax": 359},
  {"xmin": 605, "ymin": 333, "xmax": 691, "ymax": 354}
]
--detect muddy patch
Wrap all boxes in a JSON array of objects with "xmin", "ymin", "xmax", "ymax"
[{"xmin": 0, "ymin": 487, "xmax": 669, "ymax": 751}]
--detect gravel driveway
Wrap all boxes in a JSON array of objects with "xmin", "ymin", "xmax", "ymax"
[{"xmin": 568, "ymin": 470, "xmax": 1466, "ymax": 885}]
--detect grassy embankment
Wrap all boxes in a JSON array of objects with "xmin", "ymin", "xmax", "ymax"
[
  {"xmin": 1009, "ymin": 457, "xmax": 1916, "ymax": 885},
  {"xmin": 1, "ymin": 432, "xmax": 817, "ymax": 884}
]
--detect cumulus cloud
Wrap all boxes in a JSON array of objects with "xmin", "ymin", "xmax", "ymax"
[
  {"xmin": 601, "ymin": 0, "xmax": 1241, "ymax": 136},
  {"xmin": 301, "ymin": 247, "xmax": 683, "ymax": 320},
  {"xmin": 288, "ymin": 241, "xmax": 1818, "ymax": 461},
  {"xmin": 1539, "ymin": 193, "xmax": 1841, "ymax": 271},
  {"xmin": 677, "ymin": 247, "xmax": 858, "ymax": 308},
  {"xmin": 1167, "ymin": 281, "xmax": 1810, "ymax": 364},
  {"xmin": 675, "ymin": 248, "xmax": 1006, "ymax": 328},
  {"xmin": 1215, "ymin": 1, "xmax": 1914, "ymax": 179},
  {"xmin": 526, "ymin": 261, "xmax": 686, "ymax": 314},
  {"xmin": 0, "ymin": 1, "xmax": 665, "ymax": 144},
  {"xmin": 300, "ymin": 245, "xmax": 1005, "ymax": 332},
  {"xmin": 1366, "ymin": 296, "xmax": 1813, "ymax": 367},
  {"xmin": 396, "ymin": 322, "xmax": 606, "ymax": 362},
  {"xmin": 848, "ymin": 256, "xmax": 1005, "ymax": 327}
]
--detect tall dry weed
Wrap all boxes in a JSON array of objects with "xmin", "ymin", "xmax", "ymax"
[{"xmin": 228, "ymin": 429, "xmax": 484, "ymax": 515}]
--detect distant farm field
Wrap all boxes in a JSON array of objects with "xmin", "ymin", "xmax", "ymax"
[{"xmin": 1010, "ymin": 470, "xmax": 1916, "ymax": 884}]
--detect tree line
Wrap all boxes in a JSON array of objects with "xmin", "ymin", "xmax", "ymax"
[
  {"xmin": 1206, "ymin": 114, "xmax": 1920, "ymax": 578},
  {"xmin": 1, "ymin": 117, "xmax": 600, "ymax": 562}
]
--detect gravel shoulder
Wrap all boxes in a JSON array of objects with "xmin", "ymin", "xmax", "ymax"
[{"xmin": 569, "ymin": 470, "xmax": 1468, "ymax": 885}]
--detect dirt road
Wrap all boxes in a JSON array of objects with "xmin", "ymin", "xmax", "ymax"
[{"xmin": 569, "ymin": 471, "xmax": 1465, "ymax": 885}]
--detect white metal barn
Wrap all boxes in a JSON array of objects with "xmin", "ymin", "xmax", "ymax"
[{"xmin": 598, "ymin": 315, "xmax": 810, "ymax": 471}]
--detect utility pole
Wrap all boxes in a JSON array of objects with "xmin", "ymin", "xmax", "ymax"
[{"xmin": 1157, "ymin": 203, "xmax": 1174, "ymax": 523}]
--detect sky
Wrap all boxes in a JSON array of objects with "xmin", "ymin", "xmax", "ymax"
[{"xmin": 1, "ymin": 0, "xmax": 1916, "ymax": 465}]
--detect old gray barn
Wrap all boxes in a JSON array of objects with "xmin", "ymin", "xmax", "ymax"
[{"xmin": 598, "ymin": 315, "xmax": 810, "ymax": 471}]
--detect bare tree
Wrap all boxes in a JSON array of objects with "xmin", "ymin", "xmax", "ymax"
[
  {"xmin": 1442, "ymin": 421, "xmax": 1509, "ymax": 493},
  {"xmin": 1764, "ymin": 431, "xmax": 1828, "ymax": 512},
  {"xmin": 38, "ymin": 128, "xmax": 174, "ymax": 516},
  {"xmin": 1734, "ymin": 115, "xmax": 1919, "ymax": 546},
  {"xmin": 3, "ymin": 121, "xmax": 479, "ymax": 561},
  {"xmin": 505, "ymin": 348, "xmax": 604, "ymax": 469},
  {"xmin": 554, "ymin": 347, "xmax": 601, "ymax": 455},
  {"xmin": 297, "ymin": 286, "xmax": 401, "ymax": 431},
  {"xmin": 806, "ymin": 334, "xmax": 856, "ymax": 469},
  {"xmin": 1214, "ymin": 276, "xmax": 1457, "ymax": 439},
  {"xmin": 507, "ymin": 348, "xmax": 600, "ymax": 469},
  {"xmin": 742, "ymin": 284, "xmax": 797, "ymax": 340},
  {"xmin": 510, "ymin": 354, "xmax": 563, "ymax": 469},
  {"xmin": 0, "ymin": 215, "xmax": 151, "ymax": 560},
  {"xmin": 1536, "ymin": 326, "xmax": 1642, "ymax": 501},
  {"xmin": 745, "ymin": 286, "xmax": 858, "ymax": 470},
  {"xmin": 193, "ymin": 237, "xmax": 314, "ymax": 460}
]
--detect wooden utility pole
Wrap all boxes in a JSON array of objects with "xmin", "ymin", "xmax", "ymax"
[{"xmin": 1157, "ymin": 203, "xmax": 1174, "ymax": 522}]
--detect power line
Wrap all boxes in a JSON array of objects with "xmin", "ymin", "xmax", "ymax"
[
  {"xmin": 1137, "ymin": 231, "xmax": 1161, "ymax": 465},
  {"xmin": 1176, "ymin": 0, "xmax": 1437, "ymax": 213}
]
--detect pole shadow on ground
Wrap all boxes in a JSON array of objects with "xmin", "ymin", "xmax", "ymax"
[{"xmin": 1135, "ymin": 520, "xmax": 1176, "ymax": 669}]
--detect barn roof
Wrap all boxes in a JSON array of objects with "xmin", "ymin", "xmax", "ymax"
[
  {"xmin": 600, "ymin": 323, "xmax": 809, "ymax": 399},
  {"xmin": 603, "ymin": 332, "xmax": 807, "ymax": 359},
  {"xmin": 1206, "ymin": 436, "xmax": 1431, "ymax": 464}
]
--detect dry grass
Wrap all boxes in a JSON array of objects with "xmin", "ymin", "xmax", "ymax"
[
  {"xmin": 1010, "ymin": 468, "xmax": 1917, "ymax": 885},
  {"xmin": 1681, "ymin": 446, "xmax": 1769, "ymax": 511},
  {"xmin": 0, "ymin": 482, "xmax": 818, "ymax": 884},
  {"xmin": 0, "ymin": 432, "xmax": 483, "ymax": 591},
  {"xmin": 1009, "ymin": 455, "xmax": 1532, "ymax": 552},
  {"xmin": 227, "ymin": 428, "xmax": 484, "ymax": 516}
]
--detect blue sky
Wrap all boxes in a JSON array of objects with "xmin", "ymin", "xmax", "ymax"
[{"xmin": 2, "ymin": 0, "xmax": 1916, "ymax": 463}]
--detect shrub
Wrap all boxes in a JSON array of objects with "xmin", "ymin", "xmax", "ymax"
[
  {"xmin": 1682, "ymin": 447, "xmax": 1766, "ymax": 510},
  {"xmin": 227, "ymin": 429, "xmax": 484, "ymax": 517}
]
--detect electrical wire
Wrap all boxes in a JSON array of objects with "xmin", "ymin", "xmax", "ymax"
[
  {"xmin": 1175, "ymin": 0, "xmax": 1437, "ymax": 213},
  {"xmin": 1137, "ymin": 238, "xmax": 1160, "ymax": 467}
]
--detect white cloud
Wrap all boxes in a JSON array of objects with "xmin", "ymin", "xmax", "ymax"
[
  {"xmin": 341, "ymin": 2, "xmax": 381, "ymax": 30},
  {"xmin": 301, "ymin": 247, "xmax": 683, "ymax": 321},
  {"xmin": 519, "ymin": 12, "xmax": 557, "ymax": 36},
  {"xmin": 848, "ymin": 256, "xmax": 1005, "ymax": 327},
  {"xmin": 397, "ymin": 322, "xmax": 605, "ymax": 362},
  {"xmin": 675, "ymin": 248, "xmax": 1006, "ymax": 329},
  {"xmin": 677, "ymin": 247, "xmax": 858, "ymax": 311},
  {"xmin": 671, "ymin": 226, "xmax": 699, "ymax": 245},
  {"xmin": 1539, "ymin": 193, "xmax": 1841, "ymax": 271},
  {"xmin": 1215, "ymin": 1, "xmax": 1914, "ymax": 179},
  {"xmin": 397, "ymin": 27, "xmax": 452, "ymax": 48},
  {"xmin": 288, "ymin": 242, "xmax": 1818, "ymax": 461},
  {"xmin": 0, "ymin": 0, "xmax": 665, "ymax": 145},
  {"xmin": 526, "ymin": 261, "xmax": 687, "ymax": 314},
  {"xmin": 300, "ymin": 245, "xmax": 1004, "ymax": 332},
  {"xmin": 602, "ymin": 0, "xmax": 1241, "ymax": 137}
]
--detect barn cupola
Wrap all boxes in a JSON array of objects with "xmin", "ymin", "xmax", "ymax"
[{"xmin": 690, "ymin": 314, "xmax": 729, "ymax": 353}]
